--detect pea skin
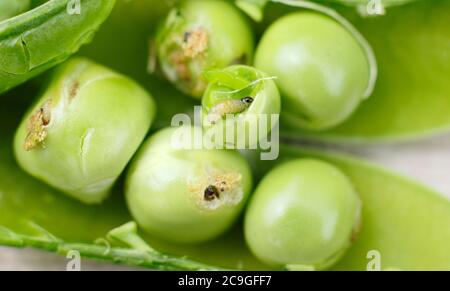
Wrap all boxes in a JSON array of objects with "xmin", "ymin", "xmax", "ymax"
[{"xmin": 14, "ymin": 58, "xmax": 156, "ymax": 204}]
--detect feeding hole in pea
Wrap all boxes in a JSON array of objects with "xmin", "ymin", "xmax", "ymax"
[
  {"xmin": 24, "ymin": 99, "xmax": 52, "ymax": 151},
  {"xmin": 204, "ymin": 185, "xmax": 220, "ymax": 201},
  {"xmin": 182, "ymin": 28, "xmax": 209, "ymax": 58},
  {"xmin": 191, "ymin": 171, "xmax": 244, "ymax": 210}
]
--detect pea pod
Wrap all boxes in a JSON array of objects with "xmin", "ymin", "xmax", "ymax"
[
  {"xmin": 0, "ymin": 0, "xmax": 116, "ymax": 95},
  {"xmin": 0, "ymin": 0, "xmax": 31, "ymax": 22},
  {"xmin": 235, "ymin": 0, "xmax": 419, "ymax": 20},
  {"xmin": 1, "ymin": 0, "xmax": 450, "ymax": 271}
]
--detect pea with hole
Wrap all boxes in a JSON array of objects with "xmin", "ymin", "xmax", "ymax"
[{"xmin": 156, "ymin": 0, "xmax": 255, "ymax": 99}]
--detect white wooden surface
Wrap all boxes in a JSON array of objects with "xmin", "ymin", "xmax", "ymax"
[{"xmin": 1, "ymin": 133, "xmax": 450, "ymax": 271}]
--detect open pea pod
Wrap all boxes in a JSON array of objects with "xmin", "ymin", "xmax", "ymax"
[
  {"xmin": 276, "ymin": 0, "xmax": 450, "ymax": 143},
  {"xmin": 1, "ymin": 0, "xmax": 449, "ymax": 270},
  {"xmin": 0, "ymin": 0, "xmax": 115, "ymax": 95},
  {"xmin": 1, "ymin": 88, "xmax": 449, "ymax": 270}
]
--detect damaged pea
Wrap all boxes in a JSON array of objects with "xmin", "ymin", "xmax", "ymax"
[
  {"xmin": 155, "ymin": 0, "xmax": 254, "ymax": 99},
  {"xmin": 125, "ymin": 126, "xmax": 253, "ymax": 244},
  {"xmin": 14, "ymin": 58, "xmax": 156, "ymax": 204}
]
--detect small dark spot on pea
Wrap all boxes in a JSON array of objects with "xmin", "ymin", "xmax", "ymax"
[
  {"xmin": 41, "ymin": 109, "xmax": 50, "ymax": 126},
  {"xmin": 204, "ymin": 185, "xmax": 220, "ymax": 201}
]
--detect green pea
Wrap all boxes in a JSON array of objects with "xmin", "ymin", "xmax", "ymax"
[
  {"xmin": 125, "ymin": 126, "xmax": 253, "ymax": 244},
  {"xmin": 244, "ymin": 159, "xmax": 361, "ymax": 270},
  {"xmin": 156, "ymin": 0, "xmax": 254, "ymax": 99},
  {"xmin": 255, "ymin": 12, "xmax": 372, "ymax": 130},
  {"xmin": 14, "ymin": 58, "xmax": 156, "ymax": 204},
  {"xmin": 201, "ymin": 65, "xmax": 281, "ymax": 148},
  {"xmin": 0, "ymin": 0, "xmax": 30, "ymax": 22}
]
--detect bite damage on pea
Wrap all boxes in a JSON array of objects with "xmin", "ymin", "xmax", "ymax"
[
  {"xmin": 182, "ymin": 28, "xmax": 209, "ymax": 58},
  {"xmin": 162, "ymin": 27, "xmax": 210, "ymax": 85},
  {"xmin": 156, "ymin": 0, "xmax": 254, "ymax": 98},
  {"xmin": 24, "ymin": 99, "xmax": 52, "ymax": 151},
  {"xmin": 204, "ymin": 185, "xmax": 220, "ymax": 201},
  {"xmin": 15, "ymin": 58, "xmax": 156, "ymax": 204},
  {"xmin": 190, "ymin": 171, "xmax": 244, "ymax": 210}
]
